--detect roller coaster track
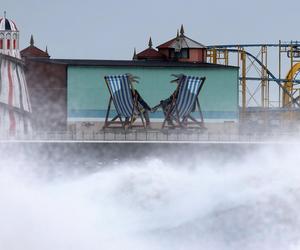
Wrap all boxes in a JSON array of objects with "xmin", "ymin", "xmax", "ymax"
[
  {"xmin": 283, "ymin": 62, "xmax": 300, "ymax": 107},
  {"xmin": 207, "ymin": 42, "xmax": 300, "ymax": 48},
  {"xmin": 214, "ymin": 48, "xmax": 300, "ymax": 108}
]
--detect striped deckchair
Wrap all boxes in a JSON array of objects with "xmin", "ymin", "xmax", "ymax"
[
  {"xmin": 103, "ymin": 74, "xmax": 146, "ymax": 129},
  {"xmin": 162, "ymin": 75, "xmax": 206, "ymax": 128}
]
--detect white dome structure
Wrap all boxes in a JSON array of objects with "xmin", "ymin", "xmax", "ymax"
[
  {"xmin": 0, "ymin": 13, "xmax": 31, "ymax": 136},
  {"xmin": 0, "ymin": 14, "xmax": 20, "ymax": 58}
]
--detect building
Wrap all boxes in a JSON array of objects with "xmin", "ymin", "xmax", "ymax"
[
  {"xmin": 133, "ymin": 38, "xmax": 166, "ymax": 61},
  {"xmin": 21, "ymin": 36, "xmax": 67, "ymax": 131},
  {"xmin": 20, "ymin": 26, "xmax": 239, "ymax": 133},
  {"xmin": 135, "ymin": 25, "xmax": 207, "ymax": 63},
  {"xmin": 0, "ymin": 14, "xmax": 31, "ymax": 135}
]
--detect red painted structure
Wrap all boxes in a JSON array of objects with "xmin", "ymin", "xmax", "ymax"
[{"xmin": 135, "ymin": 25, "xmax": 207, "ymax": 63}]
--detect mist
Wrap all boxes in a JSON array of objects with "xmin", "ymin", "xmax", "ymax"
[{"xmin": 0, "ymin": 143, "xmax": 300, "ymax": 250}]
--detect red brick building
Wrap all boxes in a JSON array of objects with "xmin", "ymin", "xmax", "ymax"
[
  {"xmin": 134, "ymin": 37, "xmax": 166, "ymax": 60},
  {"xmin": 135, "ymin": 25, "xmax": 207, "ymax": 63}
]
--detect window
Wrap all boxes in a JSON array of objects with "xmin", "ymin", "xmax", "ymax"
[
  {"xmin": 13, "ymin": 33, "xmax": 17, "ymax": 49},
  {"xmin": 169, "ymin": 48, "xmax": 189, "ymax": 60},
  {"xmin": 169, "ymin": 49, "xmax": 175, "ymax": 59},
  {"xmin": 0, "ymin": 33, "xmax": 3, "ymax": 49},
  {"xmin": 6, "ymin": 33, "xmax": 11, "ymax": 49},
  {"xmin": 7, "ymin": 40, "xmax": 10, "ymax": 49},
  {"xmin": 180, "ymin": 49, "xmax": 189, "ymax": 59}
]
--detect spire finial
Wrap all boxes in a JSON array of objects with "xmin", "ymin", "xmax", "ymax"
[
  {"xmin": 176, "ymin": 29, "xmax": 179, "ymax": 39},
  {"xmin": 30, "ymin": 35, "xmax": 34, "ymax": 46},
  {"xmin": 180, "ymin": 24, "xmax": 184, "ymax": 36},
  {"xmin": 4, "ymin": 11, "xmax": 6, "ymax": 19},
  {"xmin": 132, "ymin": 48, "xmax": 137, "ymax": 60},
  {"xmin": 148, "ymin": 37, "xmax": 153, "ymax": 48},
  {"xmin": 45, "ymin": 46, "xmax": 48, "ymax": 54}
]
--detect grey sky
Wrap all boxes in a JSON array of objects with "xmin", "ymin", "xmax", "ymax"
[{"xmin": 2, "ymin": 0, "xmax": 300, "ymax": 60}]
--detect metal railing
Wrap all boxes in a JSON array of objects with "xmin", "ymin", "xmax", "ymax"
[{"xmin": 0, "ymin": 129, "xmax": 298, "ymax": 143}]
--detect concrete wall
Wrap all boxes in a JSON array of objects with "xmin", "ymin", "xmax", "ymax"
[{"xmin": 67, "ymin": 65, "xmax": 239, "ymax": 123}]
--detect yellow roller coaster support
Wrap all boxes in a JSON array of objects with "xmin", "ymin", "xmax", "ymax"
[{"xmin": 282, "ymin": 62, "xmax": 300, "ymax": 107}]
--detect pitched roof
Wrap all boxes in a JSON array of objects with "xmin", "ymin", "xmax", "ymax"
[
  {"xmin": 136, "ymin": 47, "xmax": 165, "ymax": 60},
  {"xmin": 21, "ymin": 35, "xmax": 50, "ymax": 58},
  {"xmin": 157, "ymin": 35, "xmax": 206, "ymax": 49},
  {"xmin": 21, "ymin": 45, "xmax": 50, "ymax": 58}
]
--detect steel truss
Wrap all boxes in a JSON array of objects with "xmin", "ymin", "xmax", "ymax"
[{"xmin": 207, "ymin": 42, "xmax": 300, "ymax": 111}]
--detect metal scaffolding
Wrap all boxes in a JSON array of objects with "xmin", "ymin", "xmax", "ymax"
[{"xmin": 207, "ymin": 42, "xmax": 300, "ymax": 112}]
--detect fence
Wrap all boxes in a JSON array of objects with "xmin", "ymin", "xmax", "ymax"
[{"xmin": 0, "ymin": 129, "xmax": 298, "ymax": 142}]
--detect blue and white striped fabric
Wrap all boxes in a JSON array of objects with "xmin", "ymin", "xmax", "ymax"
[
  {"xmin": 173, "ymin": 76, "xmax": 204, "ymax": 118},
  {"xmin": 105, "ymin": 75, "xmax": 134, "ymax": 118}
]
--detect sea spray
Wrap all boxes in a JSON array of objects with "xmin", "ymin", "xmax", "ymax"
[{"xmin": 0, "ymin": 144, "xmax": 300, "ymax": 250}]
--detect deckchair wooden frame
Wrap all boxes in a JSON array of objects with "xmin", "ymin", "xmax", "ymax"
[
  {"xmin": 103, "ymin": 74, "xmax": 146, "ymax": 129},
  {"xmin": 162, "ymin": 76, "xmax": 206, "ymax": 129}
]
